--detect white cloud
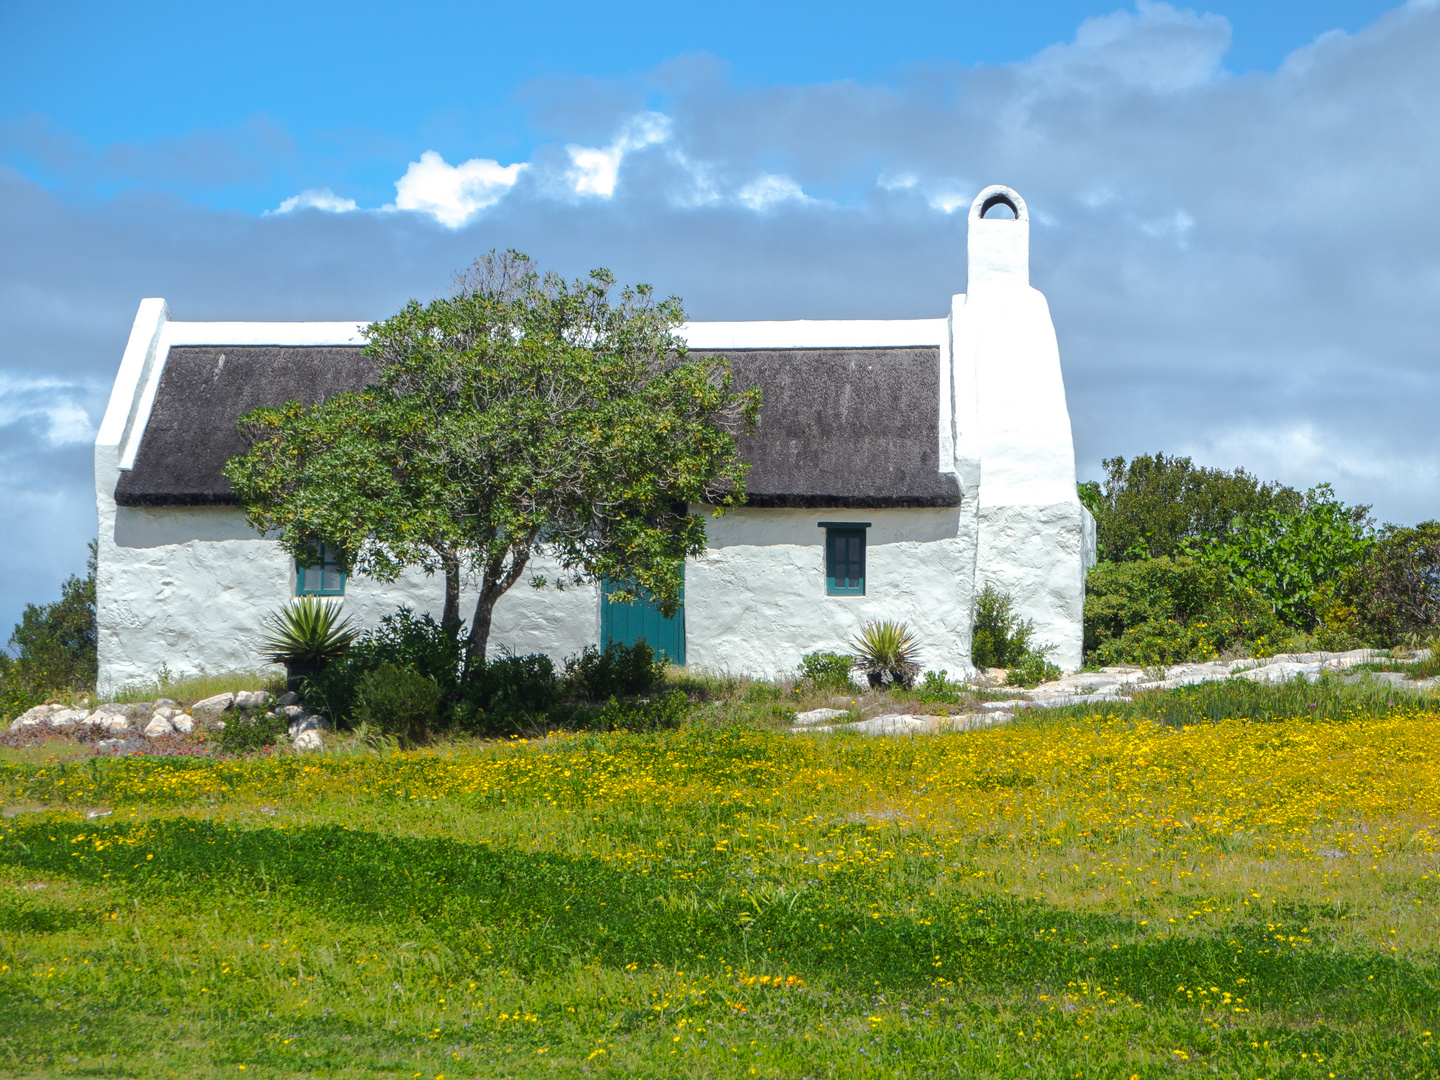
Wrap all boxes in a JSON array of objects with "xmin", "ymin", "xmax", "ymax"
[
  {"xmin": 0, "ymin": 374, "xmax": 97, "ymax": 446},
  {"xmin": 737, "ymin": 173, "xmax": 809, "ymax": 210},
  {"xmin": 391, "ymin": 151, "xmax": 528, "ymax": 227},
  {"xmin": 273, "ymin": 187, "xmax": 358, "ymax": 214},
  {"xmin": 1026, "ymin": 0, "xmax": 1231, "ymax": 92},
  {"xmin": 567, "ymin": 112, "xmax": 671, "ymax": 197}
]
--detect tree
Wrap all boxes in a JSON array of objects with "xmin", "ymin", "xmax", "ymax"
[
  {"xmin": 1084, "ymin": 453, "xmax": 1302, "ymax": 561},
  {"xmin": 1342, "ymin": 521, "xmax": 1440, "ymax": 644},
  {"xmin": 224, "ymin": 252, "xmax": 761, "ymax": 664},
  {"xmin": 1202, "ymin": 484, "xmax": 1372, "ymax": 629},
  {"xmin": 6, "ymin": 541, "xmax": 98, "ymax": 690}
]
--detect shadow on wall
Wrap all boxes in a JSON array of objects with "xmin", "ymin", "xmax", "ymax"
[
  {"xmin": 699, "ymin": 506, "xmax": 964, "ymax": 548},
  {"xmin": 114, "ymin": 506, "xmax": 266, "ymax": 549}
]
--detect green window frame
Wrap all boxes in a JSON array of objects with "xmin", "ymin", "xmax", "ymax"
[
  {"xmin": 820, "ymin": 521, "xmax": 870, "ymax": 596},
  {"xmin": 296, "ymin": 543, "xmax": 346, "ymax": 596}
]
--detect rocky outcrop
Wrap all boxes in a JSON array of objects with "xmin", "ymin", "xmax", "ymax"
[{"xmin": 6, "ymin": 689, "xmax": 328, "ymax": 754}]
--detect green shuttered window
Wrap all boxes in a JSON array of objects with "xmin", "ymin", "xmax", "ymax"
[
  {"xmin": 821, "ymin": 522, "xmax": 869, "ymax": 596},
  {"xmin": 296, "ymin": 543, "xmax": 346, "ymax": 596}
]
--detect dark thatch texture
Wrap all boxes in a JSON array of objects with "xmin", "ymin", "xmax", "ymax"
[
  {"xmin": 115, "ymin": 344, "xmax": 959, "ymax": 509},
  {"xmin": 691, "ymin": 347, "xmax": 960, "ymax": 508},
  {"xmin": 114, "ymin": 346, "xmax": 378, "ymax": 507}
]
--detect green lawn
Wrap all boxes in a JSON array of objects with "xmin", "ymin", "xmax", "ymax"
[{"xmin": 1, "ymin": 684, "xmax": 1437, "ymax": 1078}]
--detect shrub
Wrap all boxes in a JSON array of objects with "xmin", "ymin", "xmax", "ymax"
[
  {"xmin": 1005, "ymin": 652, "xmax": 1062, "ymax": 688},
  {"xmin": 851, "ymin": 621, "xmax": 922, "ymax": 689},
  {"xmin": 352, "ymin": 663, "xmax": 443, "ymax": 747},
  {"xmin": 302, "ymin": 608, "xmax": 463, "ymax": 726},
  {"xmin": 971, "ymin": 585, "xmax": 1037, "ymax": 669},
  {"xmin": 457, "ymin": 651, "xmax": 559, "ymax": 734},
  {"xmin": 564, "ymin": 641, "xmax": 665, "ymax": 700},
  {"xmin": 917, "ymin": 669, "xmax": 965, "ymax": 703},
  {"xmin": 567, "ymin": 689, "xmax": 691, "ymax": 732},
  {"xmin": 797, "ymin": 651, "xmax": 855, "ymax": 691},
  {"xmin": 260, "ymin": 597, "xmax": 357, "ymax": 664},
  {"xmin": 6, "ymin": 541, "xmax": 97, "ymax": 694},
  {"xmin": 1342, "ymin": 520, "xmax": 1440, "ymax": 646},
  {"xmin": 216, "ymin": 710, "xmax": 288, "ymax": 754},
  {"xmin": 1084, "ymin": 557, "xmax": 1282, "ymax": 665}
]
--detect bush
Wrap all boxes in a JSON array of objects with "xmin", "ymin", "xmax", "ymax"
[
  {"xmin": 797, "ymin": 651, "xmax": 855, "ymax": 691},
  {"xmin": 1084, "ymin": 557, "xmax": 1282, "ymax": 665},
  {"xmin": 1342, "ymin": 520, "xmax": 1440, "ymax": 646},
  {"xmin": 216, "ymin": 710, "xmax": 288, "ymax": 754},
  {"xmin": 6, "ymin": 541, "xmax": 97, "ymax": 694},
  {"xmin": 457, "ymin": 651, "xmax": 559, "ymax": 734},
  {"xmin": 917, "ymin": 669, "xmax": 965, "ymax": 703},
  {"xmin": 564, "ymin": 641, "xmax": 665, "ymax": 700},
  {"xmin": 566, "ymin": 689, "xmax": 691, "ymax": 732},
  {"xmin": 302, "ymin": 608, "xmax": 463, "ymax": 726},
  {"xmin": 971, "ymin": 586, "xmax": 1037, "ymax": 669},
  {"xmin": 1005, "ymin": 652, "xmax": 1062, "ymax": 688},
  {"xmin": 353, "ymin": 663, "xmax": 443, "ymax": 746}
]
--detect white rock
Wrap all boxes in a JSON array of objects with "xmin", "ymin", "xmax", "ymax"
[
  {"xmin": 92, "ymin": 711, "xmax": 133, "ymax": 734},
  {"xmin": 154, "ymin": 698, "xmax": 179, "ymax": 709},
  {"xmin": 143, "ymin": 715, "xmax": 176, "ymax": 738},
  {"xmin": 152, "ymin": 706, "xmax": 175, "ymax": 721},
  {"xmin": 9, "ymin": 704, "xmax": 62, "ymax": 731},
  {"xmin": 803, "ymin": 714, "xmax": 935, "ymax": 736},
  {"xmin": 287, "ymin": 714, "xmax": 327, "ymax": 739},
  {"xmin": 793, "ymin": 707, "xmax": 851, "ymax": 726},
  {"xmin": 234, "ymin": 690, "xmax": 270, "ymax": 710},
  {"xmin": 190, "ymin": 692, "xmax": 235, "ymax": 713},
  {"xmin": 293, "ymin": 729, "xmax": 324, "ymax": 751},
  {"xmin": 96, "ymin": 738, "xmax": 127, "ymax": 751},
  {"xmin": 279, "ymin": 704, "xmax": 305, "ymax": 719},
  {"xmin": 277, "ymin": 691, "xmax": 300, "ymax": 707},
  {"xmin": 169, "ymin": 713, "xmax": 195, "ymax": 735},
  {"xmin": 48, "ymin": 708, "xmax": 92, "ymax": 729}
]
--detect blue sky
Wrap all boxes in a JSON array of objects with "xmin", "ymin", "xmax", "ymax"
[{"xmin": 1, "ymin": 0, "xmax": 1438, "ymax": 635}]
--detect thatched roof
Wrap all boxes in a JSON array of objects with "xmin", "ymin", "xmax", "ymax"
[{"xmin": 115, "ymin": 344, "xmax": 959, "ymax": 509}]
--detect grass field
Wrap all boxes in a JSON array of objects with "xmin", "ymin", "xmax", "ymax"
[{"xmin": 1, "ymin": 682, "xmax": 1437, "ymax": 1078}]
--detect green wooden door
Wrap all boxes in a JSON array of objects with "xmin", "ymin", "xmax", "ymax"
[{"xmin": 601, "ymin": 573, "xmax": 685, "ymax": 666}]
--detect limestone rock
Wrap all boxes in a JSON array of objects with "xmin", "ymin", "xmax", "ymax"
[
  {"xmin": 169, "ymin": 714, "xmax": 195, "ymax": 735},
  {"xmin": 10, "ymin": 704, "xmax": 63, "ymax": 731},
  {"xmin": 96, "ymin": 738, "xmax": 128, "ymax": 752},
  {"xmin": 152, "ymin": 706, "xmax": 176, "ymax": 721},
  {"xmin": 190, "ymin": 692, "xmax": 235, "ymax": 714},
  {"xmin": 143, "ymin": 715, "xmax": 176, "ymax": 739},
  {"xmin": 89, "ymin": 708, "xmax": 133, "ymax": 734},
  {"xmin": 293, "ymin": 729, "xmax": 323, "ymax": 751},
  {"xmin": 287, "ymin": 714, "xmax": 327, "ymax": 739},
  {"xmin": 793, "ymin": 707, "xmax": 851, "ymax": 726},
  {"xmin": 234, "ymin": 690, "xmax": 270, "ymax": 710},
  {"xmin": 48, "ymin": 708, "xmax": 92, "ymax": 729},
  {"xmin": 279, "ymin": 704, "xmax": 305, "ymax": 719},
  {"xmin": 154, "ymin": 698, "xmax": 179, "ymax": 709},
  {"xmin": 277, "ymin": 691, "xmax": 300, "ymax": 706}
]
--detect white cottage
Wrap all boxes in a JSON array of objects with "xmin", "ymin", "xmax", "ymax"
[{"xmin": 93, "ymin": 185, "xmax": 1095, "ymax": 692}]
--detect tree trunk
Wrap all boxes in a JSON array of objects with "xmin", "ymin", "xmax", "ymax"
[
  {"xmin": 439, "ymin": 549, "xmax": 462, "ymax": 634},
  {"xmin": 464, "ymin": 545, "xmax": 533, "ymax": 665}
]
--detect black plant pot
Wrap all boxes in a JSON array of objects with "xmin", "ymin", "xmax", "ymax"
[{"xmin": 284, "ymin": 659, "xmax": 324, "ymax": 694}]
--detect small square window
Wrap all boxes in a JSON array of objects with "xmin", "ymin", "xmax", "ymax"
[
  {"xmin": 821, "ymin": 523, "xmax": 868, "ymax": 596},
  {"xmin": 296, "ymin": 542, "xmax": 346, "ymax": 596}
]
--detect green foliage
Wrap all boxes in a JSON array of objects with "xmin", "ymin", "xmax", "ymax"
[
  {"xmin": 1083, "ymin": 557, "xmax": 1282, "ymax": 666},
  {"xmin": 565, "ymin": 689, "xmax": 692, "ymax": 732},
  {"xmin": 353, "ymin": 663, "xmax": 443, "ymax": 747},
  {"xmin": 1086, "ymin": 453, "xmax": 1301, "ymax": 561},
  {"xmin": 917, "ymin": 669, "xmax": 965, "ymax": 703},
  {"xmin": 851, "ymin": 620, "xmax": 922, "ymax": 689},
  {"xmin": 215, "ymin": 710, "xmax": 287, "ymax": 754},
  {"xmin": 301, "ymin": 608, "xmax": 463, "ymax": 726},
  {"xmin": 797, "ymin": 650, "xmax": 855, "ymax": 692},
  {"xmin": 971, "ymin": 585, "xmax": 1037, "ymax": 669},
  {"xmin": 1202, "ymin": 484, "xmax": 1372, "ymax": 629},
  {"xmin": 4, "ymin": 541, "xmax": 97, "ymax": 695},
  {"xmin": 563, "ymin": 640, "xmax": 666, "ymax": 701},
  {"xmin": 457, "ymin": 651, "xmax": 559, "ymax": 734},
  {"xmin": 224, "ymin": 250, "xmax": 761, "ymax": 663},
  {"xmin": 0, "ymin": 655, "xmax": 45, "ymax": 723},
  {"xmin": 1004, "ymin": 652, "xmax": 1063, "ymax": 689},
  {"xmin": 259, "ymin": 596, "xmax": 358, "ymax": 664},
  {"xmin": 1341, "ymin": 520, "xmax": 1440, "ymax": 645}
]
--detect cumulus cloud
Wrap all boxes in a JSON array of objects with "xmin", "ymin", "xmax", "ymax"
[
  {"xmin": 4, "ymin": 0, "xmax": 1440, "ymax": 633},
  {"xmin": 273, "ymin": 187, "xmax": 358, "ymax": 214},
  {"xmin": 390, "ymin": 150, "xmax": 528, "ymax": 227},
  {"xmin": 566, "ymin": 112, "xmax": 671, "ymax": 196}
]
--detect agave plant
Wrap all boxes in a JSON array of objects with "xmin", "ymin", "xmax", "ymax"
[
  {"xmin": 850, "ymin": 620, "xmax": 922, "ymax": 689},
  {"xmin": 261, "ymin": 597, "xmax": 358, "ymax": 666}
]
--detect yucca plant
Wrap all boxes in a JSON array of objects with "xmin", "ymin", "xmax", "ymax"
[
  {"xmin": 261, "ymin": 597, "xmax": 358, "ymax": 691},
  {"xmin": 850, "ymin": 620, "xmax": 922, "ymax": 689}
]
